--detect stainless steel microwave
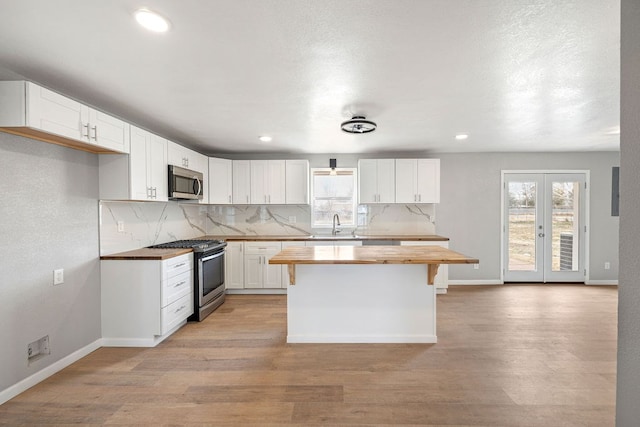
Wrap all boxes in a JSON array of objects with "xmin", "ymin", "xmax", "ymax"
[{"xmin": 168, "ymin": 165, "xmax": 204, "ymax": 200}]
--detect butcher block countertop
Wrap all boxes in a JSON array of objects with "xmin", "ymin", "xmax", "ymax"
[
  {"xmin": 269, "ymin": 245, "xmax": 476, "ymax": 265},
  {"xmin": 210, "ymin": 234, "xmax": 449, "ymax": 242},
  {"xmin": 100, "ymin": 248, "xmax": 192, "ymax": 260}
]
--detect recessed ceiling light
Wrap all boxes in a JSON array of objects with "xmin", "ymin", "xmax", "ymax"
[
  {"xmin": 134, "ymin": 8, "xmax": 171, "ymax": 33},
  {"xmin": 455, "ymin": 134, "xmax": 469, "ymax": 140},
  {"xmin": 259, "ymin": 136, "xmax": 272, "ymax": 142}
]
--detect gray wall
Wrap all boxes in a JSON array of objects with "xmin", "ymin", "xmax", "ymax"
[
  {"xmin": 437, "ymin": 152, "xmax": 620, "ymax": 282},
  {"xmin": 0, "ymin": 133, "xmax": 101, "ymax": 392},
  {"xmin": 617, "ymin": 0, "xmax": 640, "ymax": 424}
]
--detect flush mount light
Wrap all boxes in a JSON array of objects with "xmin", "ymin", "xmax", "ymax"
[
  {"xmin": 341, "ymin": 116, "xmax": 377, "ymax": 134},
  {"xmin": 455, "ymin": 134, "xmax": 469, "ymax": 140},
  {"xmin": 134, "ymin": 8, "xmax": 171, "ymax": 32},
  {"xmin": 259, "ymin": 136, "xmax": 273, "ymax": 142}
]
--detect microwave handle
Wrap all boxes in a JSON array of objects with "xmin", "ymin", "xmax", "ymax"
[{"xmin": 194, "ymin": 177, "xmax": 202, "ymax": 196}]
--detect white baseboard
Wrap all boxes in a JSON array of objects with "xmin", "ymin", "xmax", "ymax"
[
  {"xmin": 0, "ymin": 338, "xmax": 103, "ymax": 405},
  {"xmin": 448, "ymin": 280, "xmax": 503, "ymax": 285},
  {"xmin": 585, "ymin": 280, "xmax": 618, "ymax": 285}
]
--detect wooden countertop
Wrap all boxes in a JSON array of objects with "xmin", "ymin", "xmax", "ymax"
[
  {"xmin": 270, "ymin": 246, "xmax": 478, "ymax": 286},
  {"xmin": 269, "ymin": 245, "xmax": 477, "ymax": 265},
  {"xmin": 100, "ymin": 248, "xmax": 192, "ymax": 260},
  {"xmin": 206, "ymin": 234, "xmax": 450, "ymax": 242}
]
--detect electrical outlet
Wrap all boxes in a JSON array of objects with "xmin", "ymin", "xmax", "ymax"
[
  {"xmin": 605, "ymin": 262, "xmax": 611, "ymax": 270},
  {"xmin": 473, "ymin": 264, "xmax": 479, "ymax": 270},
  {"xmin": 53, "ymin": 269, "xmax": 64, "ymax": 285},
  {"xmin": 288, "ymin": 216, "xmax": 296, "ymax": 224},
  {"xmin": 117, "ymin": 221, "xmax": 125, "ymax": 232}
]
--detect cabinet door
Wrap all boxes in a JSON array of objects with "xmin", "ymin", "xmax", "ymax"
[
  {"xmin": 285, "ymin": 160, "xmax": 309, "ymax": 204},
  {"xmin": 191, "ymin": 151, "xmax": 209, "ymax": 204},
  {"xmin": 129, "ymin": 126, "xmax": 152, "ymax": 200},
  {"xmin": 167, "ymin": 141, "xmax": 188, "ymax": 168},
  {"xmin": 88, "ymin": 109, "xmax": 130, "ymax": 153},
  {"xmin": 395, "ymin": 159, "xmax": 418, "ymax": 203},
  {"xmin": 26, "ymin": 82, "xmax": 88, "ymax": 142},
  {"xmin": 233, "ymin": 160, "xmax": 251, "ymax": 204},
  {"xmin": 377, "ymin": 159, "xmax": 396, "ymax": 203},
  {"xmin": 250, "ymin": 160, "xmax": 268, "ymax": 204},
  {"xmin": 225, "ymin": 242, "xmax": 244, "ymax": 289},
  {"xmin": 244, "ymin": 254, "xmax": 263, "ymax": 288},
  {"xmin": 209, "ymin": 157, "xmax": 233, "ymax": 204},
  {"xmin": 358, "ymin": 159, "xmax": 379, "ymax": 203},
  {"xmin": 416, "ymin": 159, "xmax": 440, "ymax": 203},
  {"xmin": 148, "ymin": 134, "xmax": 168, "ymax": 201},
  {"xmin": 263, "ymin": 249, "xmax": 282, "ymax": 288},
  {"xmin": 267, "ymin": 160, "xmax": 286, "ymax": 204}
]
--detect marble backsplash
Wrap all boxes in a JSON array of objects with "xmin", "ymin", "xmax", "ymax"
[{"xmin": 99, "ymin": 201, "xmax": 436, "ymax": 255}]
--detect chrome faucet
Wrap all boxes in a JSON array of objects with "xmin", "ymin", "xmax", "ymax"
[{"xmin": 332, "ymin": 213, "xmax": 341, "ymax": 235}]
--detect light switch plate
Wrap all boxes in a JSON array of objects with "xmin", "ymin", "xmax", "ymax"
[{"xmin": 53, "ymin": 269, "xmax": 64, "ymax": 285}]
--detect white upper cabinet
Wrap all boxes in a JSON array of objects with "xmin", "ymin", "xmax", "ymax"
[
  {"xmin": 209, "ymin": 157, "xmax": 233, "ymax": 204},
  {"xmin": 232, "ymin": 160, "xmax": 251, "ymax": 204},
  {"xmin": 0, "ymin": 81, "xmax": 129, "ymax": 153},
  {"xmin": 99, "ymin": 126, "xmax": 167, "ymax": 201},
  {"xmin": 358, "ymin": 159, "xmax": 395, "ymax": 203},
  {"xmin": 395, "ymin": 159, "xmax": 440, "ymax": 203},
  {"xmin": 250, "ymin": 160, "xmax": 285, "ymax": 204},
  {"xmin": 285, "ymin": 160, "xmax": 309, "ymax": 204}
]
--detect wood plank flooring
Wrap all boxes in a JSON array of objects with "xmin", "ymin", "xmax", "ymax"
[{"xmin": 0, "ymin": 285, "xmax": 617, "ymax": 426}]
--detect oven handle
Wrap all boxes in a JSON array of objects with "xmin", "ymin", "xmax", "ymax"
[{"xmin": 201, "ymin": 251, "xmax": 225, "ymax": 262}]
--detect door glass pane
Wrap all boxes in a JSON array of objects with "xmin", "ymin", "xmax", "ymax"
[
  {"xmin": 508, "ymin": 182, "xmax": 537, "ymax": 271},
  {"xmin": 551, "ymin": 181, "xmax": 579, "ymax": 271}
]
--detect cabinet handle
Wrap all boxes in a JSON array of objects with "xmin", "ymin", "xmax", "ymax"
[
  {"xmin": 228, "ymin": 195, "xmax": 231, "ymax": 203},
  {"xmin": 82, "ymin": 123, "xmax": 90, "ymax": 139},
  {"xmin": 174, "ymin": 263, "xmax": 186, "ymax": 268},
  {"xmin": 173, "ymin": 280, "xmax": 186, "ymax": 288},
  {"xmin": 90, "ymin": 125, "xmax": 98, "ymax": 141},
  {"xmin": 152, "ymin": 187, "xmax": 157, "ymax": 198},
  {"xmin": 258, "ymin": 256, "xmax": 262, "ymax": 265},
  {"xmin": 147, "ymin": 187, "xmax": 151, "ymax": 198},
  {"xmin": 175, "ymin": 305, "xmax": 186, "ymax": 313}
]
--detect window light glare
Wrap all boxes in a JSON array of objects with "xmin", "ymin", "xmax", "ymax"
[
  {"xmin": 134, "ymin": 9, "xmax": 170, "ymax": 32},
  {"xmin": 455, "ymin": 134, "xmax": 469, "ymax": 140},
  {"xmin": 259, "ymin": 136, "xmax": 273, "ymax": 142}
]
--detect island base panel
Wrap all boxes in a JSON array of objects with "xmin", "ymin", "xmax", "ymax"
[{"xmin": 287, "ymin": 264, "xmax": 436, "ymax": 343}]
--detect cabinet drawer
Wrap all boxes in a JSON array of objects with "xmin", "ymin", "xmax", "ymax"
[
  {"xmin": 162, "ymin": 253, "xmax": 193, "ymax": 280},
  {"xmin": 244, "ymin": 241, "xmax": 282, "ymax": 254},
  {"xmin": 162, "ymin": 270, "xmax": 193, "ymax": 307},
  {"xmin": 161, "ymin": 293, "xmax": 193, "ymax": 335}
]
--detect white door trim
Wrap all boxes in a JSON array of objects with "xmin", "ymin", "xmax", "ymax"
[{"xmin": 500, "ymin": 170, "xmax": 590, "ymax": 283}]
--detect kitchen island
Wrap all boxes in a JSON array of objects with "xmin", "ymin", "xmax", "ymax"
[{"xmin": 269, "ymin": 245, "xmax": 478, "ymax": 343}]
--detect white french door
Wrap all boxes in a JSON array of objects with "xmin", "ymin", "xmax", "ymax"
[{"xmin": 503, "ymin": 173, "xmax": 587, "ymax": 282}]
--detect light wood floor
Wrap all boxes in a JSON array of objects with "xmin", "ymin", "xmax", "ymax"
[{"xmin": 1, "ymin": 285, "xmax": 617, "ymax": 426}]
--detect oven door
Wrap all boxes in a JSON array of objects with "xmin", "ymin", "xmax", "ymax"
[{"xmin": 199, "ymin": 250, "xmax": 225, "ymax": 306}]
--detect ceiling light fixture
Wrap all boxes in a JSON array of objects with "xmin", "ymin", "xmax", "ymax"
[
  {"xmin": 134, "ymin": 8, "xmax": 171, "ymax": 32},
  {"xmin": 259, "ymin": 136, "xmax": 272, "ymax": 142},
  {"xmin": 341, "ymin": 116, "xmax": 377, "ymax": 134},
  {"xmin": 455, "ymin": 134, "xmax": 469, "ymax": 140}
]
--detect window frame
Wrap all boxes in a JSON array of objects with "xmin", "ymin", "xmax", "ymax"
[{"xmin": 310, "ymin": 167, "xmax": 358, "ymax": 229}]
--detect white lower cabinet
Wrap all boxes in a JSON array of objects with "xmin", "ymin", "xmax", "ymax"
[
  {"xmin": 244, "ymin": 242, "xmax": 282, "ymax": 288},
  {"xmin": 225, "ymin": 241, "xmax": 245, "ymax": 289},
  {"xmin": 101, "ymin": 253, "xmax": 194, "ymax": 347},
  {"xmin": 305, "ymin": 240, "xmax": 363, "ymax": 247},
  {"xmin": 400, "ymin": 241, "xmax": 449, "ymax": 293}
]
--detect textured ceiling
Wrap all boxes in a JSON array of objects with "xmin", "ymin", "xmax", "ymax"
[{"xmin": 0, "ymin": 0, "xmax": 620, "ymax": 155}]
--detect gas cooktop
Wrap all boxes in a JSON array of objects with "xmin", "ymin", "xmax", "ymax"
[{"xmin": 149, "ymin": 239, "xmax": 226, "ymax": 253}]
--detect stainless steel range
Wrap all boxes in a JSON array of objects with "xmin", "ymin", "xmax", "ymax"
[{"xmin": 149, "ymin": 239, "xmax": 227, "ymax": 321}]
